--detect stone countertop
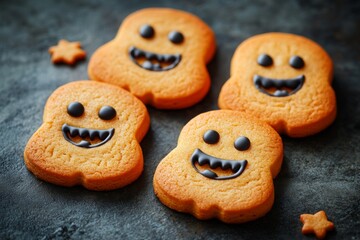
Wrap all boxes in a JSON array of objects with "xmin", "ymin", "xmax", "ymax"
[{"xmin": 0, "ymin": 0, "xmax": 359, "ymax": 239}]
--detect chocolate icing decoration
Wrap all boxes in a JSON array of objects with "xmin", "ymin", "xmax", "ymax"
[
  {"xmin": 191, "ymin": 148, "xmax": 247, "ymax": 180},
  {"xmin": 234, "ymin": 136, "xmax": 250, "ymax": 151},
  {"xmin": 139, "ymin": 24, "xmax": 154, "ymax": 39},
  {"xmin": 289, "ymin": 55, "xmax": 305, "ymax": 69},
  {"xmin": 67, "ymin": 102, "xmax": 84, "ymax": 117},
  {"xmin": 203, "ymin": 130, "xmax": 220, "ymax": 144},
  {"xmin": 62, "ymin": 123, "xmax": 114, "ymax": 148},
  {"xmin": 168, "ymin": 31, "xmax": 184, "ymax": 44},
  {"xmin": 257, "ymin": 54, "xmax": 273, "ymax": 67},
  {"xmin": 129, "ymin": 46, "xmax": 181, "ymax": 71},
  {"xmin": 253, "ymin": 74, "xmax": 305, "ymax": 97},
  {"xmin": 98, "ymin": 106, "xmax": 116, "ymax": 120}
]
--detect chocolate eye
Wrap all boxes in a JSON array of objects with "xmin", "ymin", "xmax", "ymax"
[
  {"xmin": 257, "ymin": 54, "xmax": 273, "ymax": 67},
  {"xmin": 203, "ymin": 130, "xmax": 220, "ymax": 144},
  {"xmin": 289, "ymin": 55, "xmax": 305, "ymax": 69},
  {"xmin": 67, "ymin": 102, "xmax": 84, "ymax": 117},
  {"xmin": 98, "ymin": 106, "xmax": 116, "ymax": 120},
  {"xmin": 139, "ymin": 24, "xmax": 154, "ymax": 39},
  {"xmin": 168, "ymin": 31, "xmax": 184, "ymax": 44},
  {"xmin": 234, "ymin": 136, "xmax": 250, "ymax": 151}
]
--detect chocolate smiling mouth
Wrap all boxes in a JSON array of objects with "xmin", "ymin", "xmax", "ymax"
[
  {"xmin": 129, "ymin": 46, "xmax": 181, "ymax": 71},
  {"xmin": 62, "ymin": 124, "xmax": 114, "ymax": 148},
  {"xmin": 191, "ymin": 148, "xmax": 248, "ymax": 180},
  {"xmin": 253, "ymin": 74, "xmax": 305, "ymax": 97}
]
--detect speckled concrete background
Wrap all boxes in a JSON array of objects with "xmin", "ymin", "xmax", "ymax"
[{"xmin": 0, "ymin": 0, "xmax": 359, "ymax": 239}]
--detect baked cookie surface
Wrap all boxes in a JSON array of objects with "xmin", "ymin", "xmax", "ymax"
[
  {"xmin": 153, "ymin": 110, "xmax": 283, "ymax": 223},
  {"xmin": 88, "ymin": 8, "xmax": 216, "ymax": 109},
  {"xmin": 218, "ymin": 33, "xmax": 336, "ymax": 137},
  {"xmin": 24, "ymin": 81, "xmax": 150, "ymax": 191}
]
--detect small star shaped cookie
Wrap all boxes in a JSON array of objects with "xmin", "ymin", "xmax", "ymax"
[
  {"xmin": 300, "ymin": 210, "xmax": 335, "ymax": 239},
  {"xmin": 49, "ymin": 39, "xmax": 86, "ymax": 65}
]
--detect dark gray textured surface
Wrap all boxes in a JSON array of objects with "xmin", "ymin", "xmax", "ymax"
[{"xmin": 1, "ymin": 0, "xmax": 359, "ymax": 239}]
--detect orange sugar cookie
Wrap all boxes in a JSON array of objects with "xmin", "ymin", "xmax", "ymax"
[
  {"xmin": 153, "ymin": 110, "xmax": 283, "ymax": 223},
  {"xmin": 218, "ymin": 33, "xmax": 336, "ymax": 137},
  {"xmin": 24, "ymin": 81, "xmax": 150, "ymax": 191},
  {"xmin": 88, "ymin": 8, "xmax": 216, "ymax": 109}
]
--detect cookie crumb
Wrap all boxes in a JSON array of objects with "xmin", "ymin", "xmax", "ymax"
[
  {"xmin": 49, "ymin": 39, "xmax": 86, "ymax": 65},
  {"xmin": 300, "ymin": 210, "xmax": 335, "ymax": 239}
]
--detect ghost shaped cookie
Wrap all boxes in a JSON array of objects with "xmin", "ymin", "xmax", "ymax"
[
  {"xmin": 153, "ymin": 110, "xmax": 283, "ymax": 223},
  {"xmin": 218, "ymin": 33, "xmax": 336, "ymax": 137},
  {"xmin": 24, "ymin": 81, "xmax": 150, "ymax": 191},
  {"xmin": 88, "ymin": 8, "xmax": 216, "ymax": 109}
]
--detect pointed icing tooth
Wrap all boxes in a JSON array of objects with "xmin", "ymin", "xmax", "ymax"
[
  {"xmin": 157, "ymin": 54, "xmax": 165, "ymax": 62},
  {"xmin": 209, "ymin": 158, "xmax": 221, "ymax": 169},
  {"xmin": 79, "ymin": 129, "xmax": 89, "ymax": 138},
  {"xmin": 163, "ymin": 55, "xmax": 171, "ymax": 62},
  {"xmin": 272, "ymin": 80, "xmax": 284, "ymax": 89},
  {"xmin": 133, "ymin": 48, "xmax": 145, "ymax": 58},
  {"xmin": 253, "ymin": 75, "xmax": 261, "ymax": 85},
  {"xmin": 199, "ymin": 155, "xmax": 211, "ymax": 166},
  {"xmin": 62, "ymin": 124, "xmax": 70, "ymax": 133},
  {"xmin": 99, "ymin": 131, "xmax": 109, "ymax": 140},
  {"xmin": 262, "ymin": 78, "xmax": 273, "ymax": 88},
  {"xmin": 222, "ymin": 161, "xmax": 232, "ymax": 170},
  {"xmin": 89, "ymin": 130, "xmax": 98, "ymax": 140},
  {"xmin": 198, "ymin": 156, "xmax": 208, "ymax": 166},
  {"xmin": 191, "ymin": 152, "xmax": 199, "ymax": 162},
  {"xmin": 231, "ymin": 162, "xmax": 241, "ymax": 172},
  {"xmin": 273, "ymin": 90, "xmax": 289, "ymax": 97},
  {"xmin": 164, "ymin": 55, "xmax": 175, "ymax": 62},
  {"xmin": 69, "ymin": 127, "xmax": 79, "ymax": 137},
  {"xmin": 201, "ymin": 170, "xmax": 218, "ymax": 179},
  {"xmin": 133, "ymin": 49, "xmax": 139, "ymax": 57},
  {"xmin": 273, "ymin": 90, "xmax": 281, "ymax": 96},
  {"xmin": 152, "ymin": 63, "xmax": 161, "ymax": 70},
  {"xmin": 286, "ymin": 79, "xmax": 300, "ymax": 89},
  {"xmin": 145, "ymin": 52, "xmax": 157, "ymax": 60},
  {"xmin": 77, "ymin": 140, "xmax": 90, "ymax": 148},
  {"xmin": 142, "ymin": 61, "xmax": 153, "ymax": 70},
  {"xmin": 133, "ymin": 48, "xmax": 142, "ymax": 58}
]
